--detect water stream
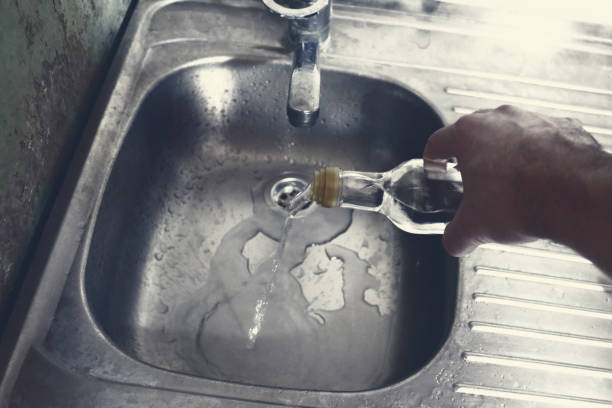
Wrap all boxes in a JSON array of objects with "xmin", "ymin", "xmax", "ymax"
[{"xmin": 245, "ymin": 185, "xmax": 313, "ymax": 349}]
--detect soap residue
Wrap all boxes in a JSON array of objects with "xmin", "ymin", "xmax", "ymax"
[{"xmin": 289, "ymin": 245, "xmax": 345, "ymax": 324}]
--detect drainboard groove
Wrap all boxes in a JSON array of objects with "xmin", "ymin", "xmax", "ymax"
[
  {"xmin": 468, "ymin": 321, "xmax": 612, "ymax": 349},
  {"xmin": 462, "ymin": 351, "xmax": 612, "ymax": 379},
  {"xmin": 474, "ymin": 266, "xmax": 612, "ymax": 292},
  {"xmin": 477, "ymin": 243, "xmax": 592, "ymax": 263},
  {"xmin": 473, "ymin": 293, "xmax": 612, "ymax": 320},
  {"xmin": 581, "ymin": 125, "xmax": 612, "ymax": 137},
  {"xmin": 446, "ymin": 88, "xmax": 612, "ymax": 117},
  {"xmin": 454, "ymin": 383, "xmax": 612, "ymax": 407},
  {"xmin": 326, "ymin": 54, "xmax": 612, "ymax": 96},
  {"xmin": 333, "ymin": 7, "xmax": 612, "ymax": 57}
]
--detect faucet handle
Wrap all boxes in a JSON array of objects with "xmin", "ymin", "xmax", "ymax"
[{"xmin": 262, "ymin": 0, "xmax": 329, "ymax": 19}]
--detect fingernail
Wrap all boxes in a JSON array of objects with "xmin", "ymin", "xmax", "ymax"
[{"xmin": 424, "ymin": 158, "xmax": 447, "ymax": 174}]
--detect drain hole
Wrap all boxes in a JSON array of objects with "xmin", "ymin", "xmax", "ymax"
[{"xmin": 270, "ymin": 177, "xmax": 312, "ymax": 212}]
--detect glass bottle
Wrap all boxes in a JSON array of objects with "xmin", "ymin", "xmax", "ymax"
[{"xmin": 310, "ymin": 158, "xmax": 463, "ymax": 234}]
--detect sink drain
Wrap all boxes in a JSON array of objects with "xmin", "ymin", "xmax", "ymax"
[{"xmin": 269, "ymin": 177, "xmax": 312, "ymax": 213}]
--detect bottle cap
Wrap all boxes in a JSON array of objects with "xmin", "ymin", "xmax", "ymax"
[{"xmin": 311, "ymin": 167, "xmax": 340, "ymax": 207}]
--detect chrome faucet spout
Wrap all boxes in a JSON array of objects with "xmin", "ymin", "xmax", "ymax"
[
  {"xmin": 262, "ymin": 0, "xmax": 331, "ymax": 127},
  {"xmin": 287, "ymin": 40, "xmax": 320, "ymax": 127}
]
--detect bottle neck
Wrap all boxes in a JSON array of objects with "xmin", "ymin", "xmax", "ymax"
[
  {"xmin": 337, "ymin": 170, "xmax": 385, "ymax": 211},
  {"xmin": 310, "ymin": 160, "xmax": 463, "ymax": 235},
  {"xmin": 311, "ymin": 160, "xmax": 463, "ymax": 213}
]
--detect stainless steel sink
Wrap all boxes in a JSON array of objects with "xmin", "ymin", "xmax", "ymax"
[
  {"xmin": 85, "ymin": 59, "xmax": 456, "ymax": 391},
  {"xmin": 2, "ymin": 0, "xmax": 611, "ymax": 406}
]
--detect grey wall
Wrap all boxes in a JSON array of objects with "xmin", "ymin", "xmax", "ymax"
[{"xmin": 0, "ymin": 0, "xmax": 132, "ymax": 326}]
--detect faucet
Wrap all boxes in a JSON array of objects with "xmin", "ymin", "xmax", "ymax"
[{"xmin": 262, "ymin": 0, "xmax": 331, "ymax": 127}]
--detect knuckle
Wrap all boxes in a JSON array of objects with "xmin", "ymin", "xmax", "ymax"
[
  {"xmin": 568, "ymin": 117, "xmax": 583, "ymax": 127},
  {"xmin": 496, "ymin": 104, "xmax": 516, "ymax": 114},
  {"xmin": 455, "ymin": 114, "xmax": 479, "ymax": 135}
]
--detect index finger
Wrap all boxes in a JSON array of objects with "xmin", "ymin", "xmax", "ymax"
[{"xmin": 423, "ymin": 123, "xmax": 458, "ymax": 161}]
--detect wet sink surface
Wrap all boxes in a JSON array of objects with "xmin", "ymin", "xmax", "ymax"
[
  {"xmin": 85, "ymin": 59, "xmax": 457, "ymax": 391},
  {"xmin": 4, "ymin": 0, "xmax": 612, "ymax": 405}
]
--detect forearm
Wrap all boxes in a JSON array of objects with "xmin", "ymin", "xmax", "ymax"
[{"xmin": 541, "ymin": 149, "xmax": 612, "ymax": 275}]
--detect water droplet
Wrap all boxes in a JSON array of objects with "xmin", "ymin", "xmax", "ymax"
[
  {"xmin": 309, "ymin": 311, "xmax": 326, "ymax": 325},
  {"xmin": 415, "ymin": 29, "xmax": 431, "ymax": 49},
  {"xmin": 156, "ymin": 300, "xmax": 169, "ymax": 314}
]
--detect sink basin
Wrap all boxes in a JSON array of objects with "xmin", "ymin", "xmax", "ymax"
[{"xmin": 84, "ymin": 58, "xmax": 457, "ymax": 392}]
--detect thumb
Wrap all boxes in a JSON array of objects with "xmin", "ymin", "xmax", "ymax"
[{"xmin": 442, "ymin": 204, "xmax": 481, "ymax": 257}]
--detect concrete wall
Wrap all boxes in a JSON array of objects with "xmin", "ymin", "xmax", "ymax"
[{"xmin": 0, "ymin": 0, "xmax": 132, "ymax": 327}]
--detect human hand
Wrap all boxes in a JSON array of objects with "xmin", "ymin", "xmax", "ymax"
[{"xmin": 423, "ymin": 105, "xmax": 602, "ymax": 256}]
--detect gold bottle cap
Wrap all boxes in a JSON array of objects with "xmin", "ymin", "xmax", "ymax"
[{"xmin": 311, "ymin": 167, "xmax": 340, "ymax": 208}]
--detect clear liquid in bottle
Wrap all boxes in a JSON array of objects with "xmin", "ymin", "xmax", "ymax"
[{"xmin": 310, "ymin": 159, "xmax": 462, "ymax": 234}]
